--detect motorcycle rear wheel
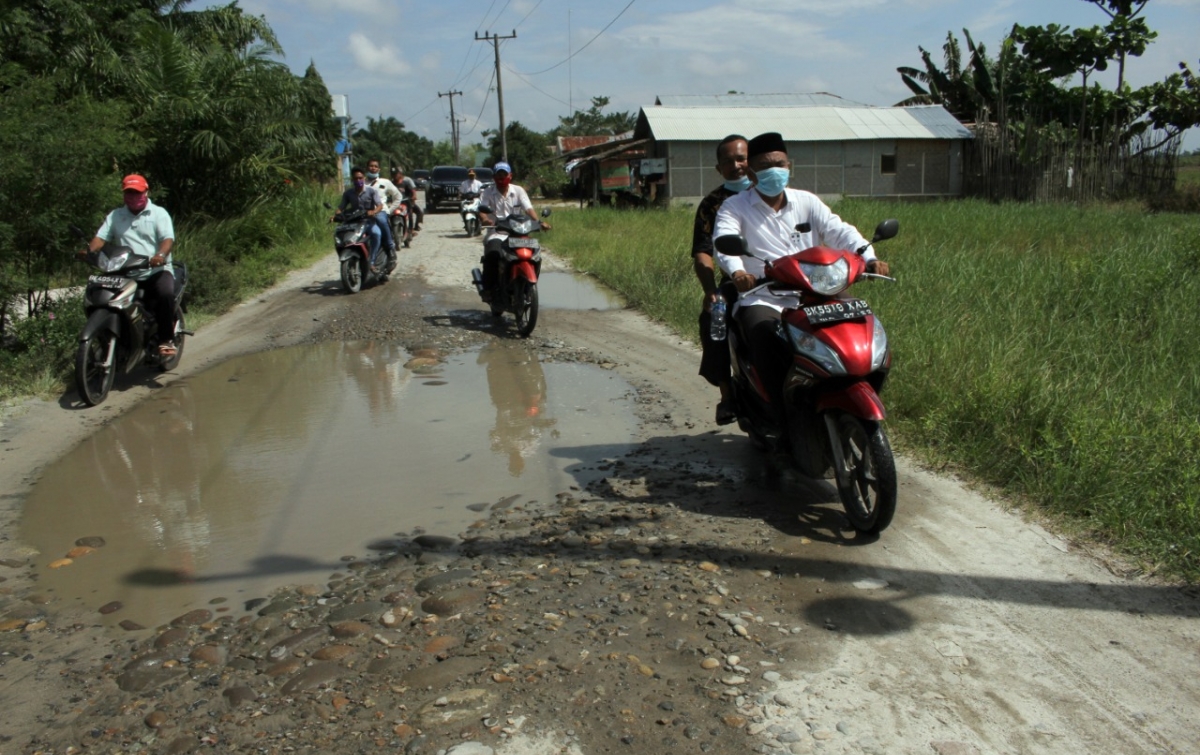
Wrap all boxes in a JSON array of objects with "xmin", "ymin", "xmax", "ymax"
[
  {"xmin": 159, "ymin": 307, "xmax": 185, "ymax": 372},
  {"xmin": 75, "ymin": 332, "xmax": 115, "ymax": 406},
  {"xmin": 832, "ymin": 413, "xmax": 897, "ymax": 534},
  {"xmin": 340, "ymin": 257, "xmax": 364, "ymax": 294},
  {"xmin": 514, "ymin": 280, "xmax": 539, "ymax": 338}
]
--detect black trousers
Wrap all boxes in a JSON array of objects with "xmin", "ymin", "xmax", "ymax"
[
  {"xmin": 140, "ymin": 270, "xmax": 176, "ymax": 343},
  {"xmin": 697, "ymin": 281, "xmax": 736, "ymax": 387},
  {"xmin": 737, "ymin": 304, "xmax": 790, "ymax": 415},
  {"xmin": 482, "ymin": 237, "xmax": 505, "ymax": 290}
]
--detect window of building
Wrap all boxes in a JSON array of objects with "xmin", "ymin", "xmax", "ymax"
[{"xmin": 880, "ymin": 154, "xmax": 897, "ymax": 175}]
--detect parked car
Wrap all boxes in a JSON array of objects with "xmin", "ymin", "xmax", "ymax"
[
  {"xmin": 425, "ymin": 166, "xmax": 469, "ymax": 211},
  {"xmin": 412, "ymin": 169, "xmax": 430, "ymax": 190}
]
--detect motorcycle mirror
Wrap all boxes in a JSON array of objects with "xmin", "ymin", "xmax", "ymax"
[
  {"xmin": 714, "ymin": 235, "xmax": 749, "ymax": 257},
  {"xmin": 68, "ymin": 224, "xmax": 88, "ymax": 242},
  {"xmin": 323, "ymin": 202, "xmax": 333, "ymax": 210},
  {"xmin": 478, "ymin": 205, "xmax": 493, "ymax": 215},
  {"xmin": 872, "ymin": 219, "xmax": 899, "ymax": 243},
  {"xmin": 541, "ymin": 208, "xmax": 552, "ymax": 218}
]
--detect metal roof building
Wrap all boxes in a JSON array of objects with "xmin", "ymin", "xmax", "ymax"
[{"xmin": 630, "ymin": 94, "xmax": 972, "ymax": 204}]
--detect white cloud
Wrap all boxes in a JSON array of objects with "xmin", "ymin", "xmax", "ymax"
[
  {"xmin": 348, "ymin": 32, "xmax": 412, "ymax": 76},
  {"xmin": 307, "ymin": 0, "xmax": 393, "ymax": 17}
]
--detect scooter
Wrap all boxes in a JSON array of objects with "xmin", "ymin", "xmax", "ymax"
[
  {"xmin": 714, "ymin": 219, "xmax": 900, "ymax": 535},
  {"xmin": 390, "ymin": 203, "xmax": 413, "ymax": 249},
  {"xmin": 69, "ymin": 226, "xmax": 191, "ymax": 407},
  {"xmin": 460, "ymin": 194, "xmax": 481, "ymax": 237},
  {"xmin": 471, "ymin": 208, "xmax": 551, "ymax": 338},
  {"xmin": 328, "ymin": 205, "xmax": 396, "ymax": 294}
]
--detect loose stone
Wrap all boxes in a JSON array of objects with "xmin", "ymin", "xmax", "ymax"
[
  {"xmin": 75, "ymin": 536, "xmax": 106, "ymax": 548},
  {"xmin": 98, "ymin": 601, "xmax": 123, "ymax": 615}
]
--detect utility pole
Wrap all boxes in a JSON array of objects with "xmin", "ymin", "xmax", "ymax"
[
  {"xmin": 438, "ymin": 89, "xmax": 463, "ymax": 164},
  {"xmin": 475, "ymin": 29, "xmax": 516, "ymax": 164}
]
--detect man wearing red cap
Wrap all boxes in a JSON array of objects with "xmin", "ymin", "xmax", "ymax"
[{"xmin": 81, "ymin": 174, "xmax": 178, "ymax": 357}]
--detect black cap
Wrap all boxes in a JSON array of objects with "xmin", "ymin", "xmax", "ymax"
[{"xmin": 747, "ymin": 132, "xmax": 787, "ymax": 158}]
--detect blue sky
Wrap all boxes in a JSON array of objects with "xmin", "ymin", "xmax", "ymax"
[{"xmin": 226, "ymin": 0, "xmax": 1200, "ymax": 154}]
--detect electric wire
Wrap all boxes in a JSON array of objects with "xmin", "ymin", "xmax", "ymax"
[
  {"xmin": 503, "ymin": 62, "xmax": 570, "ymax": 108},
  {"xmin": 514, "ymin": 0, "xmax": 544, "ymax": 29},
  {"xmin": 461, "ymin": 67, "xmax": 497, "ymax": 136},
  {"xmin": 516, "ymin": 0, "xmax": 637, "ymax": 76}
]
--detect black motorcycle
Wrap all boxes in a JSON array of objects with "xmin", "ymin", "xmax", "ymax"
[
  {"xmin": 471, "ymin": 208, "xmax": 551, "ymax": 338},
  {"xmin": 70, "ymin": 227, "xmax": 190, "ymax": 406},
  {"xmin": 327, "ymin": 204, "xmax": 397, "ymax": 294}
]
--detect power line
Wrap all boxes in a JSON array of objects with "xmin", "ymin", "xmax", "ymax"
[
  {"xmin": 514, "ymin": 0, "xmax": 544, "ymax": 29},
  {"xmin": 461, "ymin": 68, "xmax": 497, "ymax": 137},
  {"xmin": 517, "ymin": 0, "xmax": 637, "ymax": 76},
  {"xmin": 503, "ymin": 63, "xmax": 570, "ymax": 109}
]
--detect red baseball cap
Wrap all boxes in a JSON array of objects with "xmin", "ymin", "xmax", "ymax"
[{"xmin": 122, "ymin": 174, "xmax": 149, "ymax": 192}]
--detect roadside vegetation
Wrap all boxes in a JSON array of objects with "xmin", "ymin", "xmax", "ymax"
[
  {"xmin": 0, "ymin": 1, "xmax": 340, "ymax": 401},
  {"xmin": 546, "ymin": 200, "xmax": 1200, "ymax": 581}
]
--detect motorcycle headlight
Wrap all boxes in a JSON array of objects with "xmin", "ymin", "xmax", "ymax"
[
  {"xmin": 785, "ymin": 322, "xmax": 846, "ymax": 375},
  {"xmin": 507, "ymin": 218, "xmax": 535, "ymax": 235},
  {"xmin": 870, "ymin": 316, "xmax": 889, "ymax": 371},
  {"xmin": 98, "ymin": 249, "xmax": 129, "ymax": 272},
  {"xmin": 799, "ymin": 258, "xmax": 849, "ymax": 296}
]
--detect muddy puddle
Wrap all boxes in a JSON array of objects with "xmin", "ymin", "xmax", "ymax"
[
  {"xmin": 20, "ymin": 341, "xmax": 637, "ymax": 627},
  {"xmin": 537, "ymin": 271, "xmax": 624, "ymax": 310}
]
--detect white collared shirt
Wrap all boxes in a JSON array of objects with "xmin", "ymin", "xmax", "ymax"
[
  {"xmin": 480, "ymin": 183, "xmax": 533, "ymax": 240},
  {"xmin": 369, "ymin": 177, "xmax": 403, "ymax": 213},
  {"xmin": 713, "ymin": 188, "xmax": 872, "ymax": 312}
]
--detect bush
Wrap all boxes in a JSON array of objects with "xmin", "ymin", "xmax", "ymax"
[{"xmin": 1147, "ymin": 185, "xmax": 1200, "ymax": 213}]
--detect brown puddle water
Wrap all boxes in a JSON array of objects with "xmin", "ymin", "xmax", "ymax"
[
  {"xmin": 20, "ymin": 341, "xmax": 636, "ymax": 627},
  {"xmin": 537, "ymin": 272, "xmax": 624, "ymax": 310}
]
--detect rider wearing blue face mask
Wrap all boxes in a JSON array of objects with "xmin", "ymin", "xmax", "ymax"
[{"xmin": 712, "ymin": 131, "xmax": 890, "ymax": 422}]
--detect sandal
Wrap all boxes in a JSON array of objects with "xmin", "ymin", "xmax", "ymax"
[
  {"xmin": 158, "ymin": 343, "xmax": 178, "ymax": 358},
  {"xmin": 715, "ymin": 400, "xmax": 736, "ymax": 426}
]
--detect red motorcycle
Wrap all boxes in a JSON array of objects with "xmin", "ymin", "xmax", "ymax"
[
  {"xmin": 714, "ymin": 219, "xmax": 899, "ymax": 534},
  {"xmin": 471, "ymin": 208, "xmax": 551, "ymax": 338}
]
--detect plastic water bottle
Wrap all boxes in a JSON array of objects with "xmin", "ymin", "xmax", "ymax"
[{"xmin": 710, "ymin": 297, "xmax": 727, "ymax": 341}]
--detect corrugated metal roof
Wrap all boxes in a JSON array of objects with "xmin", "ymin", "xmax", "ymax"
[
  {"xmin": 640, "ymin": 105, "xmax": 971, "ymax": 142},
  {"xmin": 654, "ymin": 93, "xmax": 866, "ymax": 108}
]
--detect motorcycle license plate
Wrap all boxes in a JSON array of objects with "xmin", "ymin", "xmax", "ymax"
[
  {"xmin": 88, "ymin": 275, "xmax": 126, "ymax": 288},
  {"xmin": 507, "ymin": 237, "xmax": 539, "ymax": 249},
  {"xmin": 803, "ymin": 298, "xmax": 871, "ymax": 325}
]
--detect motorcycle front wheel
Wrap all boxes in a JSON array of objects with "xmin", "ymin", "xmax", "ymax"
[
  {"xmin": 159, "ymin": 306, "xmax": 185, "ymax": 372},
  {"xmin": 340, "ymin": 256, "xmax": 364, "ymax": 294},
  {"xmin": 514, "ymin": 279, "xmax": 539, "ymax": 338},
  {"xmin": 831, "ymin": 413, "xmax": 897, "ymax": 535},
  {"xmin": 75, "ymin": 332, "xmax": 115, "ymax": 406}
]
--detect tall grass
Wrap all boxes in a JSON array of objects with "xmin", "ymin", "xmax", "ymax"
[{"xmin": 547, "ymin": 200, "xmax": 1200, "ymax": 580}]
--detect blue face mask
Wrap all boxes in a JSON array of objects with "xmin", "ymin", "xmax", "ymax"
[
  {"xmin": 755, "ymin": 167, "xmax": 790, "ymax": 197},
  {"xmin": 723, "ymin": 175, "xmax": 752, "ymax": 193}
]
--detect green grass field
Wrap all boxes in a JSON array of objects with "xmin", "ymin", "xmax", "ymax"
[{"xmin": 545, "ymin": 198, "xmax": 1200, "ymax": 581}]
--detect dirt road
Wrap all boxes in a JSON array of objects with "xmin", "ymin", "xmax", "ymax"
[{"xmin": 1, "ymin": 208, "xmax": 1197, "ymax": 755}]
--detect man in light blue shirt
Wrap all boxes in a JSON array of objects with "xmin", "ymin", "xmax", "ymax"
[{"xmin": 83, "ymin": 174, "xmax": 178, "ymax": 356}]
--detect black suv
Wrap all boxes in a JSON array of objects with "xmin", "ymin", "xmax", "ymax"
[{"xmin": 425, "ymin": 166, "xmax": 469, "ymax": 212}]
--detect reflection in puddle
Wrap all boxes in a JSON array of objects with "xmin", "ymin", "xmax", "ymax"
[
  {"xmin": 537, "ymin": 272, "xmax": 624, "ymax": 310},
  {"xmin": 20, "ymin": 341, "xmax": 636, "ymax": 627}
]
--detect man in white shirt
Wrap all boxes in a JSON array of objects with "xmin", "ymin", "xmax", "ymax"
[
  {"xmin": 478, "ymin": 161, "xmax": 551, "ymax": 300},
  {"xmin": 367, "ymin": 159, "xmax": 402, "ymax": 252},
  {"xmin": 713, "ymin": 131, "xmax": 889, "ymax": 420},
  {"xmin": 460, "ymin": 169, "xmax": 483, "ymax": 196}
]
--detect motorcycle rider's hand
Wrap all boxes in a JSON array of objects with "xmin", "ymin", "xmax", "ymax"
[
  {"xmin": 150, "ymin": 254, "xmax": 165, "ymax": 266},
  {"xmin": 76, "ymin": 249, "xmax": 89, "ymax": 260},
  {"xmin": 733, "ymin": 271, "xmax": 756, "ymax": 292},
  {"xmin": 867, "ymin": 260, "xmax": 890, "ymax": 276},
  {"xmin": 540, "ymin": 221, "xmax": 551, "ymax": 231}
]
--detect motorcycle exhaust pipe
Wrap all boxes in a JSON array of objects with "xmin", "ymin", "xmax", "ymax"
[{"xmin": 471, "ymin": 268, "xmax": 485, "ymax": 295}]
